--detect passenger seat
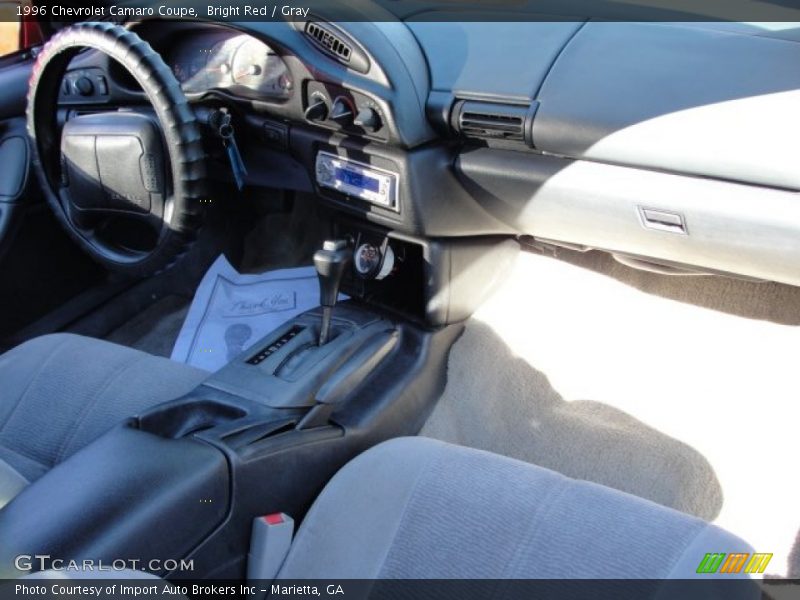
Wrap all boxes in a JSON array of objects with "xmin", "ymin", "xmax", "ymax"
[
  {"xmin": 277, "ymin": 437, "xmax": 751, "ymax": 579},
  {"xmin": 26, "ymin": 438, "xmax": 755, "ymax": 589}
]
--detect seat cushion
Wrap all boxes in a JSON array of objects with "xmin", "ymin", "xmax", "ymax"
[
  {"xmin": 0, "ymin": 334, "xmax": 208, "ymax": 488},
  {"xmin": 278, "ymin": 437, "xmax": 751, "ymax": 579},
  {"xmin": 0, "ymin": 459, "xmax": 27, "ymax": 509}
]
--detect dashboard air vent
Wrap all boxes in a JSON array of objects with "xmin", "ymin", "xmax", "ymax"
[
  {"xmin": 303, "ymin": 21, "xmax": 370, "ymax": 73},
  {"xmin": 305, "ymin": 22, "xmax": 352, "ymax": 62},
  {"xmin": 452, "ymin": 100, "xmax": 536, "ymax": 146}
]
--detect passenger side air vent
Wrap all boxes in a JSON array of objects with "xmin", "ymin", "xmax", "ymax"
[
  {"xmin": 451, "ymin": 100, "xmax": 537, "ymax": 147},
  {"xmin": 303, "ymin": 21, "xmax": 370, "ymax": 74}
]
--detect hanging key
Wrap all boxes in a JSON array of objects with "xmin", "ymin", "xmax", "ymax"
[{"xmin": 210, "ymin": 109, "xmax": 247, "ymax": 191}]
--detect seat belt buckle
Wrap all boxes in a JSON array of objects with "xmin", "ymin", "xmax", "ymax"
[{"xmin": 247, "ymin": 512, "xmax": 294, "ymax": 590}]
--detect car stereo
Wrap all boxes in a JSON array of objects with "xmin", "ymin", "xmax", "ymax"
[{"xmin": 315, "ymin": 151, "xmax": 399, "ymax": 212}]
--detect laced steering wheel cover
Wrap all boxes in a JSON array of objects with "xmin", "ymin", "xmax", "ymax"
[{"xmin": 27, "ymin": 21, "xmax": 207, "ymax": 276}]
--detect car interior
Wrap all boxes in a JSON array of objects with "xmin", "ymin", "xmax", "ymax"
[{"xmin": 0, "ymin": 2, "xmax": 798, "ymax": 590}]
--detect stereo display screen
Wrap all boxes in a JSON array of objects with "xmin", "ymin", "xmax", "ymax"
[{"xmin": 335, "ymin": 167, "xmax": 380, "ymax": 193}]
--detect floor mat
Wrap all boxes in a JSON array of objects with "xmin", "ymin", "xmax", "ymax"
[
  {"xmin": 105, "ymin": 295, "xmax": 190, "ymax": 358},
  {"xmin": 422, "ymin": 249, "xmax": 800, "ymax": 577},
  {"xmin": 171, "ymin": 255, "xmax": 321, "ymax": 372}
]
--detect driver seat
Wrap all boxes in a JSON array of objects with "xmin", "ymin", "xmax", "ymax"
[{"xmin": 0, "ymin": 334, "xmax": 209, "ymax": 507}]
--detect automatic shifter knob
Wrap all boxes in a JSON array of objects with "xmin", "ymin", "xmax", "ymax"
[{"xmin": 314, "ymin": 240, "xmax": 351, "ymax": 345}]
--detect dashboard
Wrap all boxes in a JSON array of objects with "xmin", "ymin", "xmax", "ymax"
[
  {"xmin": 166, "ymin": 31, "xmax": 293, "ymax": 99},
  {"xmin": 53, "ymin": 16, "xmax": 800, "ymax": 290},
  {"xmin": 60, "ymin": 20, "xmax": 430, "ymax": 148}
]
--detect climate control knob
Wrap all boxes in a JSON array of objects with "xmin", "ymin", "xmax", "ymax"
[
  {"xmin": 304, "ymin": 99, "xmax": 329, "ymax": 122},
  {"xmin": 354, "ymin": 107, "xmax": 382, "ymax": 132},
  {"xmin": 330, "ymin": 97, "xmax": 355, "ymax": 127}
]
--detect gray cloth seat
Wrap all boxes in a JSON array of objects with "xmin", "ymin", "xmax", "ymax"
[
  {"xmin": 0, "ymin": 333, "xmax": 208, "ymax": 507},
  {"xmin": 277, "ymin": 437, "xmax": 751, "ymax": 579},
  {"xmin": 22, "ymin": 437, "xmax": 753, "ymax": 585}
]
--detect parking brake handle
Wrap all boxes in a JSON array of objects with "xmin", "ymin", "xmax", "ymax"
[{"xmin": 314, "ymin": 239, "xmax": 352, "ymax": 346}]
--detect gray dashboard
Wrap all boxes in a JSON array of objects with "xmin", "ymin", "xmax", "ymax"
[
  {"xmin": 402, "ymin": 17, "xmax": 800, "ymax": 286},
  {"xmin": 58, "ymin": 13, "xmax": 800, "ymax": 287},
  {"xmin": 407, "ymin": 19, "xmax": 800, "ymax": 190},
  {"xmin": 406, "ymin": 21, "xmax": 582, "ymax": 101},
  {"xmin": 532, "ymin": 21, "xmax": 800, "ymax": 191}
]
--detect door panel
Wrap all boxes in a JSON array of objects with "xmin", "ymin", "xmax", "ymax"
[
  {"xmin": 0, "ymin": 58, "xmax": 29, "ymax": 119},
  {"xmin": 0, "ymin": 54, "xmax": 108, "ymax": 344},
  {"xmin": 0, "ymin": 58, "xmax": 33, "ymax": 258}
]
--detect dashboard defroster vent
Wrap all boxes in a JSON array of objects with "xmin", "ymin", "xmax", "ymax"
[
  {"xmin": 303, "ymin": 21, "xmax": 370, "ymax": 74},
  {"xmin": 451, "ymin": 100, "xmax": 537, "ymax": 147}
]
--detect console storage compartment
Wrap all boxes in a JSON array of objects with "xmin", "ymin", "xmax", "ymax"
[{"xmin": 0, "ymin": 425, "xmax": 229, "ymax": 578}]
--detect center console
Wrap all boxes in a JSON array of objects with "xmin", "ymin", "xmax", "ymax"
[{"xmin": 0, "ymin": 234, "xmax": 518, "ymax": 580}]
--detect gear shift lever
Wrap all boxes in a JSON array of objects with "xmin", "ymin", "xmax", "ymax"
[{"xmin": 314, "ymin": 240, "xmax": 351, "ymax": 346}]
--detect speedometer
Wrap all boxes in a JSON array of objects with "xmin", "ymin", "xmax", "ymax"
[
  {"xmin": 205, "ymin": 38, "xmax": 239, "ymax": 88},
  {"xmin": 230, "ymin": 37, "xmax": 292, "ymax": 99},
  {"xmin": 231, "ymin": 38, "xmax": 264, "ymax": 85}
]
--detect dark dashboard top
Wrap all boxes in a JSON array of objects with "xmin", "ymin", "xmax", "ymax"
[
  {"xmin": 59, "ymin": 15, "xmax": 800, "ymax": 190},
  {"xmin": 62, "ymin": 18, "xmax": 436, "ymax": 148}
]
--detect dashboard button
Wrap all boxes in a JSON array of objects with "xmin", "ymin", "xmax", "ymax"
[
  {"xmin": 95, "ymin": 76, "xmax": 108, "ymax": 95},
  {"xmin": 75, "ymin": 76, "xmax": 94, "ymax": 96},
  {"xmin": 262, "ymin": 121, "xmax": 288, "ymax": 149}
]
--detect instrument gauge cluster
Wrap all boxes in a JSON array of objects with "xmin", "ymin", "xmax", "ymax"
[{"xmin": 167, "ymin": 32, "xmax": 293, "ymax": 100}]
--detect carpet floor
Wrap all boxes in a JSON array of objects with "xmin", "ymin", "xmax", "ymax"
[
  {"xmin": 423, "ymin": 248, "xmax": 800, "ymax": 577},
  {"xmin": 105, "ymin": 295, "xmax": 190, "ymax": 358}
]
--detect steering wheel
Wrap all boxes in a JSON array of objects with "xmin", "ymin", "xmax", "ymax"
[{"xmin": 27, "ymin": 22, "xmax": 208, "ymax": 276}]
